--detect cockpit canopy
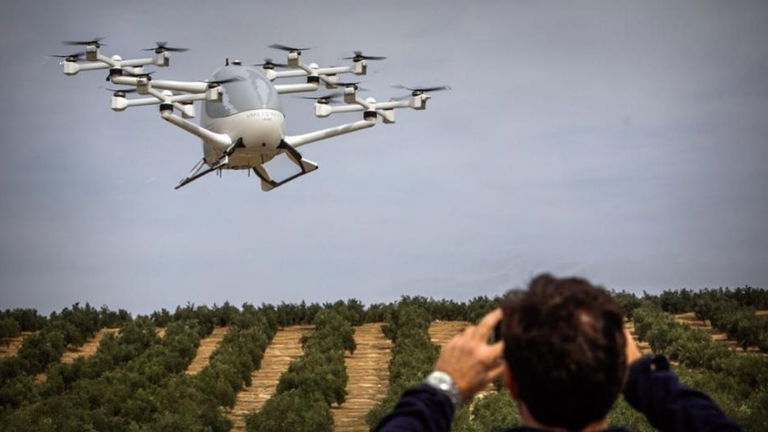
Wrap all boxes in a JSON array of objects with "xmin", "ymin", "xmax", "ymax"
[{"xmin": 204, "ymin": 66, "xmax": 281, "ymax": 118}]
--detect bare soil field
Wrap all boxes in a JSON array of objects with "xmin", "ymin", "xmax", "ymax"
[
  {"xmin": 624, "ymin": 321, "xmax": 653, "ymax": 355},
  {"xmin": 674, "ymin": 312, "xmax": 763, "ymax": 354},
  {"xmin": 429, "ymin": 320, "xmax": 470, "ymax": 347},
  {"xmin": 227, "ymin": 324, "xmax": 313, "ymax": 432},
  {"xmin": 185, "ymin": 326, "xmax": 230, "ymax": 375},
  {"xmin": 61, "ymin": 328, "xmax": 120, "ymax": 364},
  {"xmin": 0, "ymin": 331, "xmax": 36, "ymax": 358},
  {"xmin": 428, "ymin": 320, "xmax": 497, "ymax": 396},
  {"xmin": 332, "ymin": 323, "xmax": 392, "ymax": 432}
]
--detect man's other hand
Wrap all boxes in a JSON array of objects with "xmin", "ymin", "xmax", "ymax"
[{"xmin": 434, "ymin": 308, "xmax": 506, "ymax": 401}]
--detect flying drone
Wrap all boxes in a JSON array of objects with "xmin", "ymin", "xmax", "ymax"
[{"xmin": 55, "ymin": 39, "xmax": 449, "ymax": 190}]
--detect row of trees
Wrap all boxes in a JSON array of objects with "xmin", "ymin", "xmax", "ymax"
[
  {"xmin": 691, "ymin": 294, "xmax": 768, "ymax": 352},
  {"xmin": 0, "ymin": 301, "xmax": 293, "ymax": 431},
  {"xmin": 0, "ymin": 318, "xmax": 207, "ymax": 431},
  {"xmin": 367, "ymin": 303, "xmax": 440, "ymax": 427},
  {"xmin": 632, "ymin": 302, "xmax": 768, "ymax": 430},
  {"xmin": 2, "ymin": 289, "xmax": 766, "ymax": 430},
  {"xmin": 655, "ymin": 286, "xmax": 768, "ymax": 313},
  {"xmin": 152, "ymin": 305, "xmax": 277, "ymax": 431},
  {"xmin": 0, "ymin": 303, "xmax": 136, "ymax": 415},
  {"xmin": 0, "ymin": 309, "xmax": 47, "ymax": 346},
  {"xmin": 247, "ymin": 309, "xmax": 355, "ymax": 432},
  {"xmin": 611, "ymin": 287, "xmax": 768, "ymax": 353}
]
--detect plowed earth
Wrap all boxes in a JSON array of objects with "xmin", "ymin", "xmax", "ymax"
[
  {"xmin": 61, "ymin": 328, "xmax": 120, "ymax": 364},
  {"xmin": 0, "ymin": 331, "xmax": 36, "ymax": 358},
  {"xmin": 332, "ymin": 323, "xmax": 392, "ymax": 432},
  {"xmin": 624, "ymin": 321, "xmax": 653, "ymax": 355},
  {"xmin": 185, "ymin": 326, "xmax": 230, "ymax": 375},
  {"xmin": 674, "ymin": 312, "xmax": 765, "ymax": 354},
  {"xmin": 227, "ymin": 324, "xmax": 313, "ymax": 432}
]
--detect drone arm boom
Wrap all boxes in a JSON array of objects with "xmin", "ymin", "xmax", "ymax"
[
  {"xmin": 284, "ymin": 119, "xmax": 375, "ymax": 148},
  {"xmin": 119, "ymin": 58, "xmax": 155, "ymax": 67},
  {"xmin": 160, "ymin": 110, "xmax": 231, "ymax": 149},
  {"xmin": 270, "ymin": 69, "xmax": 307, "ymax": 79},
  {"xmin": 274, "ymin": 83, "xmax": 319, "ymax": 94},
  {"xmin": 316, "ymin": 66, "xmax": 354, "ymax": 75},
  {"xmin": 147, "ymin": 79, "xmax": 209, "ymax": 93},
  {"xmin": 371, "ymin": 100, "xmax": 412, "ymax": 110}
]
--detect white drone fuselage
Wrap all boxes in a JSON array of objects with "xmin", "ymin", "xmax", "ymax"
[
  {"xmin": 58, "ymin": 45, "xmax": 440, "ymax": 190},
  {"xmin": 200, "ymin": 66, "xmax": 285, "ymax": 168}
]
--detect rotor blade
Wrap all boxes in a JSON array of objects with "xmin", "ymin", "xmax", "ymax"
[
  {"xmin": 49, "ymin": 51, "xmax": 85, "ymax": 60},
  {"xmin": 343, "ymin": 50, "xmax": 387, "ymax": 61},
  {"xmin": 142, "ymin": 41, "xmax": 189, "ymax": 52},
  {"xmin": 106, "ymin": 87, "xmax": 138, "ymax": 93},
  {"xmin": 123, "ymin": 70, "xmax": 155, "ymax": 77},
  {"xmin": 254, "ymin": 58, "xmax": 289, "ymax": 67},
  {"xmin": 392, "ymin": 85, "xmax": 451, "ymax": 93},
  {"xmin": 296, "ymin": 92, "xmax": 342, "ymax": 102},
  {"xmin": 63, "ymin": 37, "xmax": 105, "ymax": 46},
  {"xmin": 203, "ymin": 76, "xmax": 244, "ymax": 85},
  {"xmin": 269, "ymin": 43, "xmax": 311, "ymax": 52}
]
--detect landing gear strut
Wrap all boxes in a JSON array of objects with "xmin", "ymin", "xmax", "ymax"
[{"xmin": 174, "ymin": 138, "xmax": 245, "ymax": 189}]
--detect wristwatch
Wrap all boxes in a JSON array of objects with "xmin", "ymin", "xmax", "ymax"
[{"xmin": 424, "ymin": 370, "xmax": 463, "ymax": 408}]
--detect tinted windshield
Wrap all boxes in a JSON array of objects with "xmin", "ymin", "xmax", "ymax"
[{"xmin": 205, "ymin": 66, "xmax": 281, "ymax": 118}]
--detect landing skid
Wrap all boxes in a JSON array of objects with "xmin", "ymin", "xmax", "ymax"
[
  {"xmin": 173, "ymin": 139, "xmax": 318, "ymax": 191},
  {"xmin": 174, "ymin": 138, "xmax": 245, "ymax": 190},
  {"xmin": 252, "ymin": 140, "xmax": 318, "ymax": 191}
]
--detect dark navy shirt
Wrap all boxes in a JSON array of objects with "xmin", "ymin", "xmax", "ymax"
[{"xmin": 374, "ymin": 355, "xmax": 742, "ymax": 432}]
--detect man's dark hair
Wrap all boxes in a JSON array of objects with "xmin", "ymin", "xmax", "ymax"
[{"xmin": 501, "ymin": 273, "xmax": 627, "ymax": 430}]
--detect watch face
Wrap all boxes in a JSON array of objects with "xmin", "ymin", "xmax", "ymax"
[{"xmin": 425, "ymin": 371, "xmax": 461, "ymax": 406}]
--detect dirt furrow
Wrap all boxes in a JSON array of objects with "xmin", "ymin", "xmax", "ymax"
[
  {"xmin": 61, "ymin": 328, "xmax": 120, "ymax": 364},
  {"xmin": 0, "ymin": 331, "xmax": 36, "ymax": 358},
  {"xmin": 624, "ymin": 321, "xmax": 652, "ymax": 355},
  {"xmin": 185, "ymin": 326, "xmax": 230, "ymax": 375},
  {"xmin": 227, "ymin": 324, "xmax": 313, "ymax": 432},
  {"xmin": 427, "ymin": 320, "xmax": 499, "ymax": 397},
  {"xmin": 429, "ymin": 320, "xmax": 471, "ymax": 347},
  {"xmin": 674, "ymin": 312, "xmax": 764, "ymax": 354},
  {"xmin": 333, "ymin": 323, "xmax": 392, "ymax": 432}
]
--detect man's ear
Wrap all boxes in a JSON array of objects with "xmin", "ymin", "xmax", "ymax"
[{"xmin": 503, "ymin": 363, "xmax": 519, "ymax": 399}]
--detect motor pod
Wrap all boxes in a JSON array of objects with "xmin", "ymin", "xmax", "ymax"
[
  {"xmin": 111, "ymin": 93, "xmax": 128, "ymax": 111},
  {"xmin": 159, "ymin": 103, "xmax": 174, "ymax": 117},
  {"xmin": 353, "ymin": 60, "xmax": 367, "ymax": 75},
  {"xmin": 153, "ymin": 51, "xmax": 170, "ymax": 67}
]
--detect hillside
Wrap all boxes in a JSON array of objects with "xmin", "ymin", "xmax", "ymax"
[{"xmin": 0, "ymin": 288, "xmax": 766, "ymax": 431}]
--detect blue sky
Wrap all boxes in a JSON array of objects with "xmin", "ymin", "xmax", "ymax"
[{"xmin": 1, "ymin": 1, "xmax": 766, "ymax": 314}]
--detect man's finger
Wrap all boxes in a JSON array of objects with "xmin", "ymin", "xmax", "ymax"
[
  {"xmin": 475, "ymin": 308, "xmax": 503, "ymax": 340},
  {"xmin": 486, "ymin": 360, "xmax": 506, "ymax": 382},
  {"xmin": 486, "ymin": 340, "xmax": 504, "ymax": 359}
]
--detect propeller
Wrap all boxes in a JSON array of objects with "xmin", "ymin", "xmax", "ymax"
[
  {"xmin": 297, "ymin": 92, "xmax": 342, "ymax": 104},
  {"xmin": 142, "ymin": 41, "xmax": 189, "ymax": 53},
  {"xmin": 392, "ymin": 85, "xmax": 451, "ymax": 94},
  {"xmin": 269, "ymin": 43, "xmax": 310, "ymax": 53},
  {"xmin": 49, "ymin": 52, "xmax": 85, "ymax": 61},
  {"xmin": 335, "ymin": 81, "xmax": 368, "ymax": 91},
  {"xmin": 344, "ymin": 51, "xmax": 386, "ymax": 61},
  {"xmin": 253, "ymin": 58, "xmax": 289, "ymax": 68},
  {"xmin": 124, "ymin": 70, "xmax": 155, "ymax": 78},
  {"xmin": 107, "ymin": 69, "xmax": 154, "ymax": 82},
  {"xmin": 63, "ymin": 37, "xmax": 105, "ymax": 48},
  {"xmin": 202, "ymin": 76, "xmax": 244, "ymax": 87}
]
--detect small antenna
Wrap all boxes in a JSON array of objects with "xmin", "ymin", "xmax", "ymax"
[{"xmin": 225, "ymin": 58, "xmax": 229, "ymax": 66}]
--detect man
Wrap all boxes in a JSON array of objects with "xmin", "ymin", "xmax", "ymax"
[{"xmin": 375, "ymin": 274, "xmax": 741, "ymax": 431}]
